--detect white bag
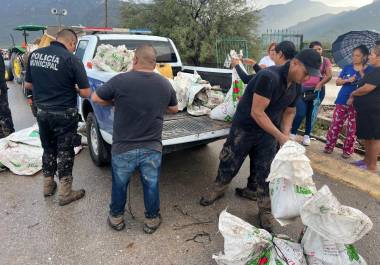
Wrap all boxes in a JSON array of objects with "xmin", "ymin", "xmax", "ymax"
[
  {"xmin": 213, "ymin": 210, "xmax": 307, "ymax": 265},
  {"xmin": 300, "ymin": 185, "xmax": 373, "ymax": 245},
  {"xmin": 302, "ymin": 227, "xmax": 367, "ymax": 265},
  {"xmin": 267, "ymin": 141, "xmax": 316, "ymax": 226},
  {"xmin": 209, "ymin": 66, "xmax": 246, "ymax": 122},
  {"xmin": 92, "ymin": 44, "xmax": 134, "ymax": 72},
  {"xmin": 269, "ymin": 178, "xmax": 316, "ymax": 226}
]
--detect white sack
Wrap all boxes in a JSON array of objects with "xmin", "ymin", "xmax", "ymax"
[
  {"xmin": 302, "ymin": 227, "xmax": 367, "ymax": 265},
  {"xmin": 209, "ymin": 66, "xmax": 246, "ymax": 122},
  {"xmin": 267, "ymin": 141, "xmax": 316, "ymax": 226},
  {"xmin": 92, "ymin": 44, "xmax": 134, "ymax": 72},
  {"xmin": 300, "ymin": 185, "xmax": 373, "ymax": 245},
  {"xmin": 269, "ymin": 178, "xmax": 316, "ymax": 226},
  {"xmin": 267, "ymin": 141, "xmax": 314, "ymax": 186},
  {"xmin": 213, "ymin": 210, "xmax": 307, "ymax": 265}
]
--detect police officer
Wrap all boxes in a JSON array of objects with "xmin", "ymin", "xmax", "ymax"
[
  {"xmin": 0, "ymin": 51, "xmax": 15, "ymax": 138},
  {"xmin": 25, "ymin": 29, "xmax": 91, "ymax": 206}
]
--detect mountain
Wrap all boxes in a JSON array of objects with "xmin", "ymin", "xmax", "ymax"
[
  {"xmin": 258, "ymin": 0, "xmax": 356, "ymax": 32},
  {"xmin": 0, "ymin": 0, "xmax": 122, "ymax": 47},
  {"xmin": 289, "ymin": 0, "xmax": 380, "ymax": 42}
]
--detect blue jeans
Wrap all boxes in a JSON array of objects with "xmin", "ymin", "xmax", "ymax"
[
  {"xmin": 291, "ymin": 97, "xmax": 314, "ymax": 136},
  {"xmin": 109, "ymin": 148, "xmax": 162, "ymax": 219}
]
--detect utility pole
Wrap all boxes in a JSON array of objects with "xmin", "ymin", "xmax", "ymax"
[{"xmin": 105, "ymin": 0, "xmax": 108, "ymax": 28}]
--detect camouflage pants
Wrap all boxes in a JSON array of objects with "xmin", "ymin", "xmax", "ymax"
[
  {"xmin": 36, "ymin": 108, "xmax": 79, "ymax": 179},
  {"xmin": 0, "ymin": 88, "xmax": 15, "ymax": 138},
  {"xmin": 215, "ymin": 126, "xmax": 278, "ymax": 198}
]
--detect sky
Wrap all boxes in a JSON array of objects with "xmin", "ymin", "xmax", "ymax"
[{"xmin": 255, "ymin": 0, "xmax": 373, "ymax": 8}]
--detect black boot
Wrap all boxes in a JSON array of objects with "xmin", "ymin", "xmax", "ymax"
[{"xmin": 235, "ymin": 187, "xmax": 257, "ymax": 201}]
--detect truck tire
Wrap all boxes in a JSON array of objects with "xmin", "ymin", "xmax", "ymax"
[
  {"xmin": 86, "ymin": 112, "xmax": 111, "ymax": 166},
  {"xmin": 10, "ymin": 52, "xmax": 24, "ymax": 84}
]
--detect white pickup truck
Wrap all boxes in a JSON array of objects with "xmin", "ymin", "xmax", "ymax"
[{"xmin": 75, "ymin": 33, "xmax": 230, "ymax": 166}]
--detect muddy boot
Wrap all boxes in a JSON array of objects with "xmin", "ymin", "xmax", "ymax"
[
  {"xmin": 235, "ymin": 187, "xmax": 257, "ymax": 201},
  {"xmin": 43, "ymin": 176, "xmax": 57, "ymax": 197},
  {"xmin": 258, "ymin": 193, "xmax": 274, "ymax": 233},
  {"xmin": 107, "ymin": 214, "xmax": 126, "ymax": 231},
  {"xmin": 143, "ymin": 215, "xmax": 162, "ymax": 234},
  {"xmin": 200, "ymin": 182, "xmax": 229, "ymax": 206},
  {"xmin": 58, "ymin": 176, "xmax": 85, "ymax": 206}
]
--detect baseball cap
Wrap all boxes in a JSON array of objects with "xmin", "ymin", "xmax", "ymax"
[{"xmin": 295, "ymin": 48, "xmax": 322, "ymax": 77}]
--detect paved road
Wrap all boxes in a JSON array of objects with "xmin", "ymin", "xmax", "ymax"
[{"xmin": 1, "ymin": 82, "xmax": 379, "ymax": 265}]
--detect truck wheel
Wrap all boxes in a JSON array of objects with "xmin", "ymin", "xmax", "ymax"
[
  {"xmin": 10, "ymin": 52, "xmax": 24, "ymax": 84},
  {"xmin": 86, "ymin": 112, "xmax": 111, "ymax": 166}
]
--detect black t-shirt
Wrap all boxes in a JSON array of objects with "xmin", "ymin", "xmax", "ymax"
[
  {"xmin": 25, "ymin": 41, "xmax": 89, "ymax": 111},
  {"xmin": 232, "ymin": 62, "xmax": 300, "ymax": 131},
  {"xmin": 96, "ymin": 71, "xmax": 178, "ymax": 154},
  {"xmin": 355, "ymin": 66, "xmax": 380, "ymax": 110}
]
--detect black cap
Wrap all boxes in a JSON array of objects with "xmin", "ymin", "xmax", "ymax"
[{"xmin": 295, "ymin": 48, "xmax": 322, "ymax": 77}]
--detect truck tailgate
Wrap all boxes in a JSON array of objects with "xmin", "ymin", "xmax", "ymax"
[{"xmin": 162, "ymin": 112, "xmax": 230, "ymax": 146}]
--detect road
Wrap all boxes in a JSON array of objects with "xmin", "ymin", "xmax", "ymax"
[{"xmin": 0, "ymin": 81, "xmax": 379, "ymax": 265}]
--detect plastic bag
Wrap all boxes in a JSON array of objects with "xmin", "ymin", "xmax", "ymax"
[
  {"xmin": 302, "ymin": 227, "xmax": 368, "ymax": 265},
  {"xmin": 300, "ymin": 185, "xmax": 373, "ymax": 245},
  {"xmin": 269, "ymin": 178, "xmax": 316, "ymax": 226},
  {"xmin": 266, "ymin": 141, "xmax": 316, "ymax": 226},
  {"xmin": 213, "ymin": 210, "xmax": 307, "ymax": 265},
  {"xmin": 267, "ymin": 141, "xmax": 314, "ymax": 186},
  {"xmin": 209, "ymin": 67, "xmax": 246, "ymax": 122}
]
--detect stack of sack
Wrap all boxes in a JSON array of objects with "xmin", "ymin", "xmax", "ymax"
[
  {"xmin": 172, "ymin": 71, "xmax": 225, "ymax": 116},
  {"xmin": 92, "ymin": 44, "xmax": 134, "ymax": 72},
  {"xmin": 214, "ymin": 141, "xmax": 373, "ymax": 265}
]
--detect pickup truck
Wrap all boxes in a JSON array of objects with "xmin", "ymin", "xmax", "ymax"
[{"xmin": 75, "ymin": 33, "xmax": 230, "ymax": 166}]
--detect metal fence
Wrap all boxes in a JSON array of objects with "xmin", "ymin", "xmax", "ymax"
[
  {"xmin": 215, "ymin": 38, "xmax": 248, "ymax": 68},
  {"xmin": 260, "ymin": 30, "xmax": 304, "ymax": 58}
]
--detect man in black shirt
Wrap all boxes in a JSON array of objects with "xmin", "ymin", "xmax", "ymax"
[
  {"xmin": 25, "ymin": 29, "xmax": 91, "ymax": 206},
  {"xmin": 92, "ymin": 45, "xmax": 178, "ymax": 234},
  {"xmin": 0, "ymin": 52, "xmax": 15, "ymax": 138},
  {"xmin": 231, "ymin": 41, "xmax": 297, "ymax": 201},
  {"xmin": 200, "ymin": 49, "xmax": 321, "ymax": 232}
]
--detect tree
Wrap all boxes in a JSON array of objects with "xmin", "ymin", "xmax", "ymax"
[{"xmin": 121, "ymin": 0, "xmax": 259, "ymax": 66}]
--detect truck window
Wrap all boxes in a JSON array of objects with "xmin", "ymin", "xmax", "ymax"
[
  {"xmin": 96, "ymin": 39, "xmax": 177, "ymax": 63},
  {"xmin": 75, "ymin": 40, "xmax": 89, "ymax": 61}
]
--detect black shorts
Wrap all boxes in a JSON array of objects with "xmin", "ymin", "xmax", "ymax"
[{"xmin": 356, "ymin": 108, "xmax": 380, "ymax": 140}]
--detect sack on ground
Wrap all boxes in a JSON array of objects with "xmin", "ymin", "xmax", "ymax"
[
  {"xmin": 300, "ymin": 185, "xmax": 373, "ymax": 244},
  {"xmin": 302, "ymin": 227, "xmax": 367, "ymax": 265},
  {"xmin": 266, "ymin": 141, "xmax": 316, "ymax": 226},
  {"xmin": 213, "ymin": 210, "xmax": 307, "ymax": 265}
]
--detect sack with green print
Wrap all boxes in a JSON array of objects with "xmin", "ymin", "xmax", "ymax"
[
  {"xmin": 300, "ymin": 186, "xmax": 372, "ymax": 265},
  {"xmin": 210, "ymin": 51, "xmax": 246, "ymax": 122},
  {"xmin": 266, "ymin": 141, "xmax": 316, "ymax": 226},
  {"xmin": 213, "ymin": 210, "xmax": 307, "ymax": 265}
]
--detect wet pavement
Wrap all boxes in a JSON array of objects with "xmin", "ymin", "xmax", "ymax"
[{"xmin": 1, "ymin": 82, "xmax": 380, "ymax": 265}]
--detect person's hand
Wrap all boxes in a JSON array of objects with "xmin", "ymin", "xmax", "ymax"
[
  {"xmin": 242, "ymin": 58, "xmax": 256, "ymax": 65},
  {"xmin": 315, "ymin": 82, "xmax": 323, "ymax": 91},
  {"xmin": 231, "ymin": 58, "xmax": 240, "ymax": 68},
  {"xmin": 278, "ymin": 134, "xmax": 290, "ymax": 146},
  {"xmin": 347, "ymin": 95, "xmax": 354, "ymax": 106},
  {"xmin": 348, "ymin": 76, "xmax": 356, "ymax": 83}
]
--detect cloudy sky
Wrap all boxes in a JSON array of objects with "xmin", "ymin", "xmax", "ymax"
[{"xmin": 255, "ymin": 0, "xmax": 373, "ymax": 8}]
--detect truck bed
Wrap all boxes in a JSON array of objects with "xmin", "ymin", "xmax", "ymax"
[{"xmin": 162, "ymin": 112, "xmax": 230, "ymax": 147}]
